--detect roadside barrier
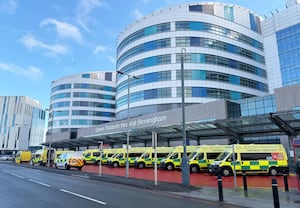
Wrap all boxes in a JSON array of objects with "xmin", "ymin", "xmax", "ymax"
[
  {"xmin": 271, "ymin": 178, "xmax": 280, "ymax": 208},
  {"xmin": 217, "ymin": 173, "xmax": 223, "ymax": 201},
  {"xmin": 283, "ymin": 172, "xmax": 289, "ymax": 192},
  {"xmin": 242, "ymin": 172, "xmax": 248, "ymax": 197}
]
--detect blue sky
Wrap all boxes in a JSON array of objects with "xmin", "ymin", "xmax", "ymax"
[{"xmin": 0, "ymin": 0, "xmax": 285, "ymax": 109}]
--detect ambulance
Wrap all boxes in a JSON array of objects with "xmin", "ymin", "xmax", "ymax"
[
  {"xmin": 108, "ymin": 147, "xmax": 151, "ymax": 168},
  {"xmin": 55, "ymin": 152, "xmax": 84, "ymax": 170},
  {"xmin": 159, "ymin": 145, "xmax": 199, "ymax": 171},
  {"xmin": 83, "ymin": 149, "xmax": 101, "ymax": 165},
  {"xmin": 134, "ymin": 146, "xmax": 175, "ymax": 168},
  {"xmin": 209, "ymin": 144, "xmax": 289, "ymax": 176},
  {"xmin": 189, "ymin": 145, "xmax": 230, "ymax": 173},
  {"xmin": 83, "ymin": 148, "xmax": 123, "ymax": 165},
  {"xmin": 30, "ymin": 149, "xmax": 55, "ymax": 166},
  {"xmin": 15, "ymin": 151, "xmax": 31, "ymax": 164}
]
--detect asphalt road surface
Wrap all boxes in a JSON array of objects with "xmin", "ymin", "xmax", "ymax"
[{"xmin": 0, "ymin": 163, "xmax": 239, "ymax": 208}]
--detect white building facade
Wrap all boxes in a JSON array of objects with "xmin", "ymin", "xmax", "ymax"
[
  {"xmin": 0, "ymin": 96, "xmax": 45, "ymax": 152},
  {"xmin": 116, "ymin": 2, "xmax": 269, "ymax": 119},
  {"xmin": 47, "ymin": 71, "xmax": 116, "ymax": 142},
  {"xmin": 262, "ymin": 0, "xmax": 300, "ymax": 93}
]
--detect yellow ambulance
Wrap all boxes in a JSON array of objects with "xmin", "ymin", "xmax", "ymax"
[
  {"xmin": 108, "ymin": 147, "xmax": 151, "ymax": 168},
  {"xmin": 209, "ymin": 144, "xmax": 289, "ymax": 176},
  {"xmin": 189, "ymin": 145, "xmax": 230, "ymax": 173},
  {"xmin": 159, "ymin": 145, "xmax": 199, "ymax": 171},
  {"xmin": 83, "ymin": 149, "xmax": 101, "ymax": 165},
  {"xmin": 134, "ymin": 146, "xmax": 175, "ymax": 168},
  {"xmin": 30, "ymin": 149, "xmax": 55, "ymax": 166},
  {"xmin": 15, "ymin": 151, "xmax": 31, "ymax": 164}
]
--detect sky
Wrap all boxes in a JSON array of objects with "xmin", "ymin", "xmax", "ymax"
[{"xmin": 0, "ymin": 0, "xmax": 286, "ymax": 109}]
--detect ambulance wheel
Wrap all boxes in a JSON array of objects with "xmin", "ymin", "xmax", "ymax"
[
  {"xmin": 190, "ymin": 165, "xmax": 200, "ymax": 173},
  {"xmin": 222, "ymin": 167, "xmax": 232, "ymax": 176},
  {"xmin": 65, "ymin": 164, "xmax": 70, "ymax": 170},
  {"xmin": 166, "ymin": 163, "xmax": 174, "ymax": 171},
  {"xmin": 269, "ymin": 167, "xmax": 278, "ymax": 176},
  {"xmin": 113, "ymin": 162, "xmax": 119, "ymax": 168},
  {"xmin": 138, "ymin": 162, "xmax": 145, "ymax": 169}
]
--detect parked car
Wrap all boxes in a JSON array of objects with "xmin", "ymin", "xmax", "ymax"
[
  {"xmin": 55, "ymin": 152, "xmax": 84, "ymax": 170},
  {"xmin": 0, "ymin": 154, "xmax": 14, "ymax": 161}
]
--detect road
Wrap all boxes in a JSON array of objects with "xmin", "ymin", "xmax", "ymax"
[{"xmin": 0, "ymin": 163, "xmax": 242, "ymax": 208}]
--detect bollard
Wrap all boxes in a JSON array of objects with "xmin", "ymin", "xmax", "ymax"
[
  {"xmin": 217, "ymin": 173, "xmax": 224, "ymax": 202},
  {"xmin": 242, "ymin": 172, "xmax": 248, "ymax": 197},
  {"xmin": 272, "ymin": 178, "xmax": 280, "ymax": 208},
  {"xmin": 283, "ymin": 173, "xmax": 289, "ymax": 192}
]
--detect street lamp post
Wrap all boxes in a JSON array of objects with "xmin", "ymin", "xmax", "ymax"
[
  {"xmin": 117, "ymin": 70, "xmax": 140, "ymax": 178},
  {"xmin": 45, "ymin": 109, "xmax": 55, "ymax": 168},
  {"xmin": 98, "ymin": 141, "xmax": 103, "ymax": 177},
  {"xmin": 180, "ymin": 48, "xmax": 190, "ymax": 186}
]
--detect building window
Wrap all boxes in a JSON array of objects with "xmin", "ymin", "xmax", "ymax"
[
  {"xmin": 175, "ymin": 21, "xmax": 263, "ymax": 50},
  {"xmin": 51, "ymin": 93, "xmax": 71, "ymax": 101},
  {"xmin": 189, "ymin": 5, "xmax": 202, "ymax": 12},
  {"xmin": 224, "ymin": 6, "xmax": 234, "ymax": 21},
  {"xmin": 51, "ymin": 84, "xmax": 71, "ymax": 93},
  {"xmin": 105, "ymin": 72, "xmax": 112, "ymax": 81}
]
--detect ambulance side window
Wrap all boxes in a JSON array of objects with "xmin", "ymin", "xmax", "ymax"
[
  {"xmin": 93, "ymin": 152, "xmax": 100, "ymax": 157},
  {"xmin": 207, "ymin": 153, "xmax": 220, "ymax": 159},
  {"xmin": 226, "ymin": 153, "xmax": 237, "ymax": 162},
  {"xmin": 171, "ymin": 153, "xmax": 178, "ymax": 159},
  {"xmin": 241, "ymin": 153, "xmax": 272, "ymax": 160}
]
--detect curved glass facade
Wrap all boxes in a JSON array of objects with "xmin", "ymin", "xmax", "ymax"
[
  {"xmin": 276, "ymin": 23, "xmax": 300, "ymax": 86},
  {"xmin": 48, "ymin": 71, "xmax": 116, "ymax": 131},
  {"xmin": 116, "ymin": 2, "xmax": 268, "ymax": 119}
]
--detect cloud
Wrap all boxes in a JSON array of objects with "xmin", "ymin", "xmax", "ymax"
[
  {"xmin": 93, "ymin": 45, "xmax": 107, "ymax": 54},
  {"xmin": 0, "ymin": 62, "xmax": 43, "ymax": 81},
  {"xmin": 0, "ymin": 0, "xmax": 18, "ymax": 15},
  {"xmin": 40, "ymin": 18, "xmax": 83, "ymax": 44},
  {"xmin": 76, "ymin": 0, "xmax": 108, "ymax": 32},
  {"xmin": 132, "ymin": 9, "xmax": 144, "ymax": 20},
  {"xmin": 107, "ymin": 55, "xmax": 116, "ymax": 65},
  {"xmin": 19, "ymin": 34, "xmax": 69, "ymax": 56}
]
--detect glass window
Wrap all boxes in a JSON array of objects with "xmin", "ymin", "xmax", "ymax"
[
  {"xmin": 177, "ymin": 53, "xmax": 266, "ymax": 78},
  {"xmin": 249, "ymin": 13, "xmax": 261, "ymax": 33},
  {"xmin": 189, "ymin": 5, "xmax": 202, "ymax": 12},
  {"xmin": 82, "ymin": 74, "xmax": 90, "ymax": 78},
  {"xmin": 51, "ymin": 84, "xmax": 71, "ymax": 93},
  {"xmin": 117, "ymin": 22, "xmax": 170, "ymax": 54},
  {"xmin": 224, "ymin": 6, "xmax": 234, "ymax": 21},
  {"xmin": 144, "ymin": 89, "xmax": 157, "ymax": 99},
  {"xmin": 190, "ymin": 37, "xmax": 201, "ymax": 46},
  {"xmin": 51, "ymin": 93, "xmax": 71, "ymax": 101},
  {"xmin": 276, "ymin": 23, "xmax": 300, "ymax": 86},
  {"xmin": 105, "ymin": 72, "xmax": 112, "ymax": 81},
  {"xmin": 51, "ymin": 102, "xmax": 70, "ymax": 108},
  {"xmin": 229, "ymin": 75, "xmax": 240, "ymax": 85},
  {"xmin": 53, "ymin": 111, "xmax": 69, "ymax": 117},
  {"xmin": 190, "ymin": 22, "xmax": 203, "ymax": 30},
  {"xmin": 192, "ymin": 87, "xmax": 207, "ymax": 97},
  {"xmin": 175, "ymin": 21, "xmax": 263, "ymax": 50},
  {"xmin": 230, "ymin": 91, "xmax": 241, "ymax": 100}
]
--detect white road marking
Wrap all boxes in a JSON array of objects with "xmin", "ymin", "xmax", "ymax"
[
  {"xmin": 29, "ymin": 179, "xmax": 51, "ymax": 187},
  {"xmin": 60, "ymin": 189, "xmax": 107, "ymax": 205},
  {"xmin": 11, "ymin": 173, "xmax": 25, "ymax": 179}
]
